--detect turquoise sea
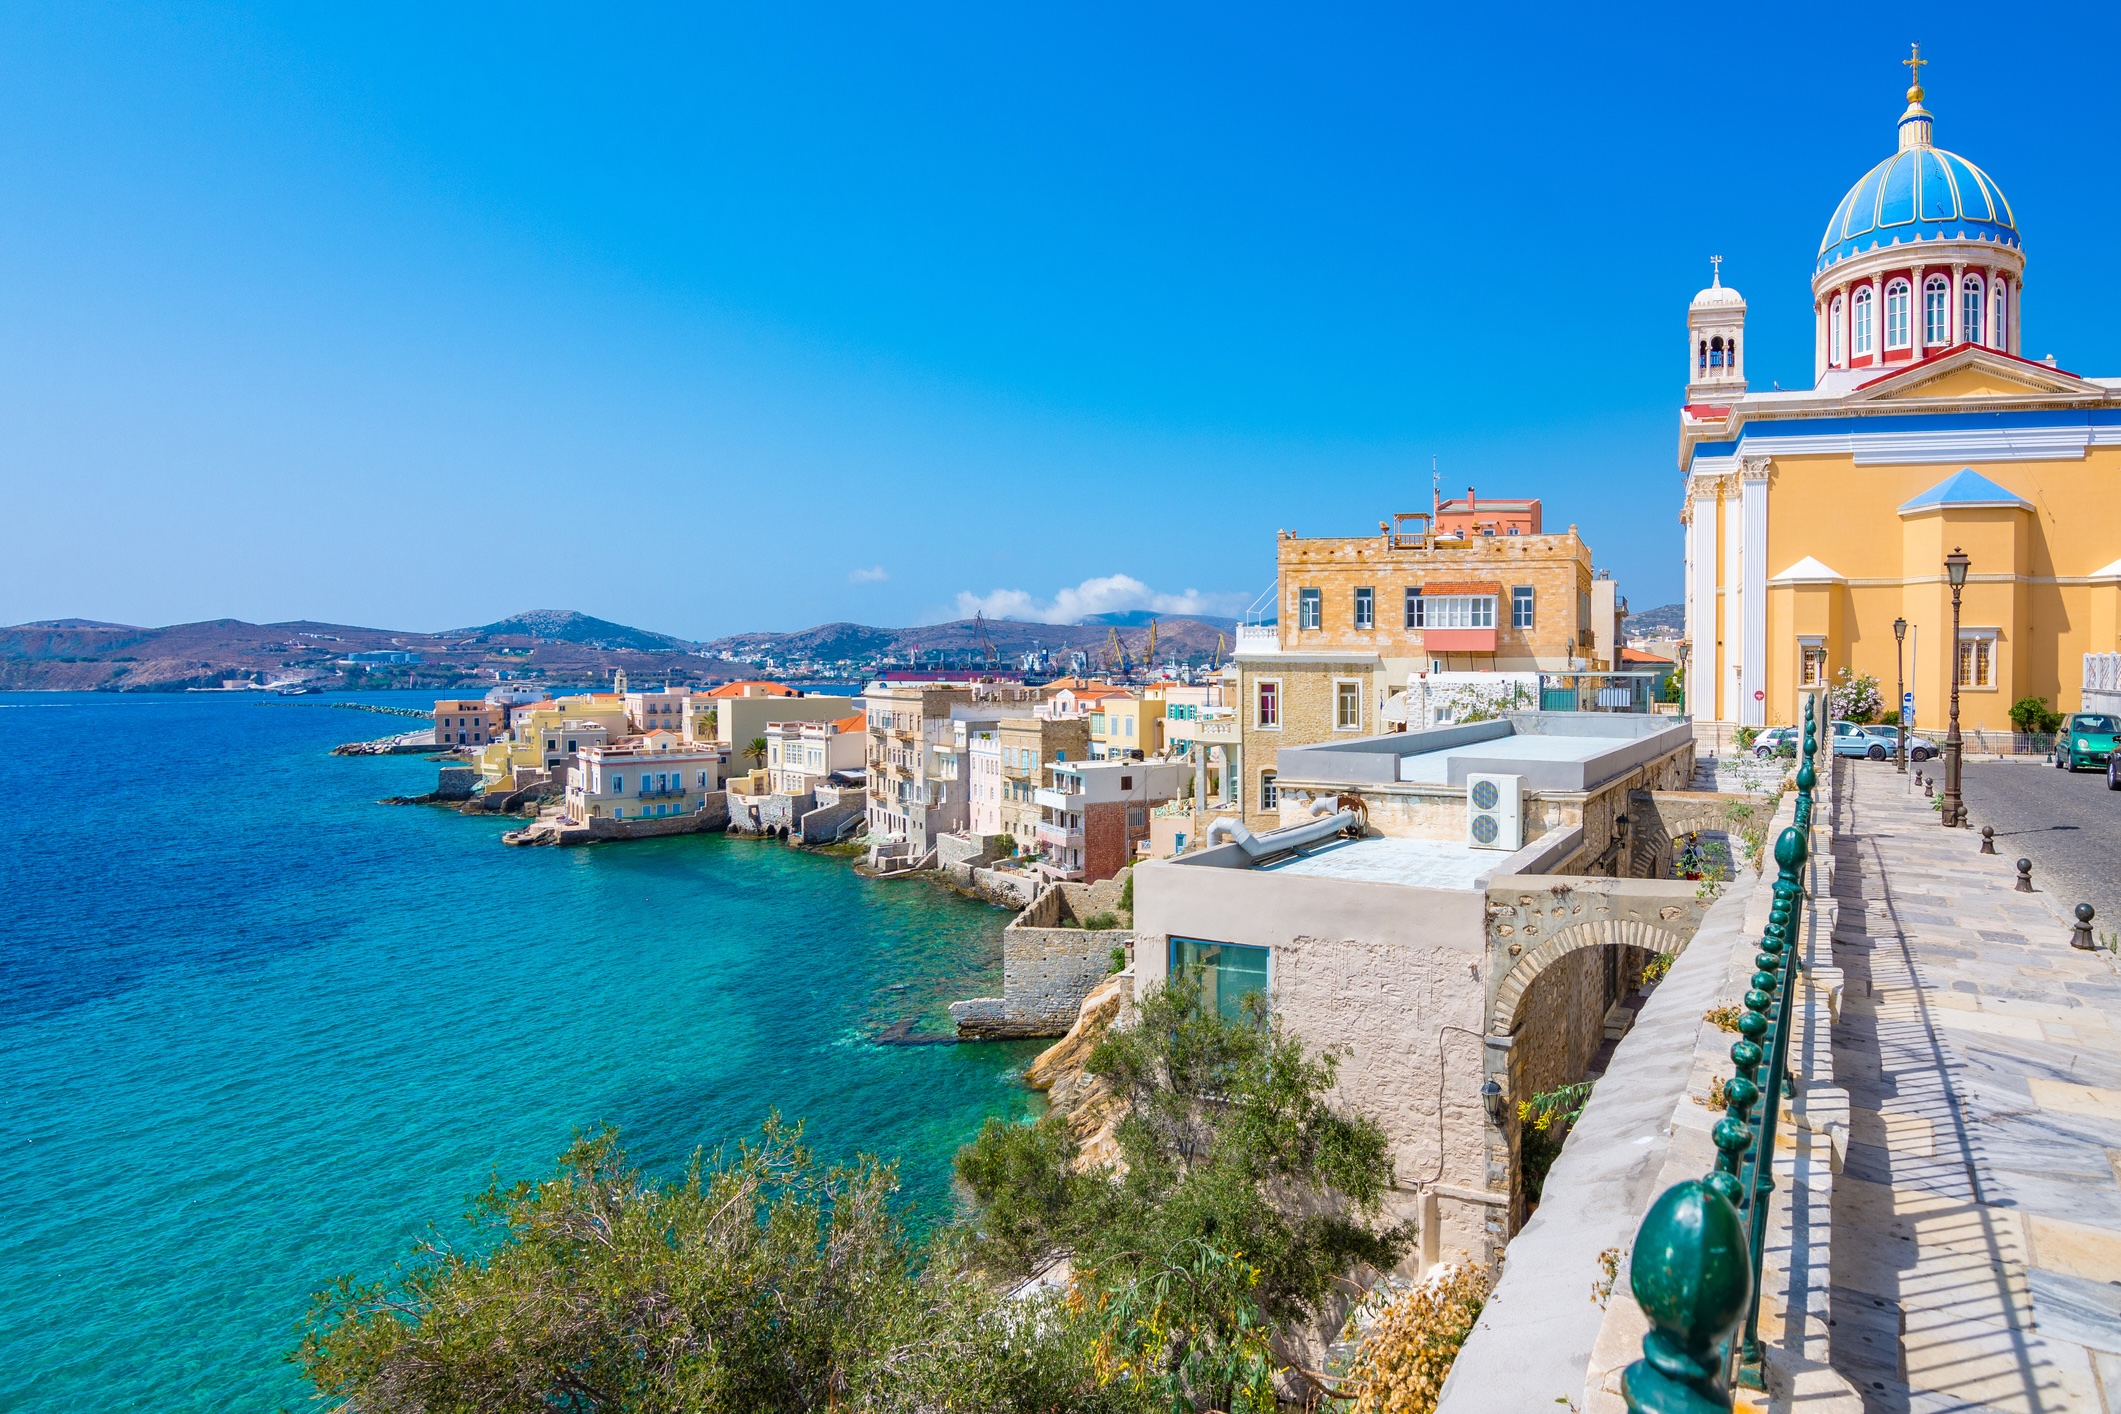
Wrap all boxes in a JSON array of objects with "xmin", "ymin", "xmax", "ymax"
[{"xmin": 0, "ymin": 691, "xmax": 1041, "ymax": 1412}]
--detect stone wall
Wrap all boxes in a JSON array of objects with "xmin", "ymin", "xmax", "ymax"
[
  {"xmin": 727, "ymin": 788, "xmax": 808, "ymax": 837},
  {"xmin": 795, "ymin": 793, "xmax": 864, "ymax": 844},
  {"xmin": 584, "ymin": 791, "xmax": 728, "ymax": 840},
  {"xmin": 951, "ymin": 873, "xmax": 1132, "ymax": 1038}
]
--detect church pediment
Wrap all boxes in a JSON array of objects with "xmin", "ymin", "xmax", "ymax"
[{"xmin": 1851, "ymin": 345, "xmax": 2104, "ymax": 403}]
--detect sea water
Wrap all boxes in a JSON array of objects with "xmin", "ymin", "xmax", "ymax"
[{"xmin": 0, "ymin": 691, "xmax": 1041, "ymax": 1412}]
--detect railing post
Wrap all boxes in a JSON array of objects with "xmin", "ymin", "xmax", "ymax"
[{"xmin": 1624, "ymin": 697, "xmax": 1819, "ymax": 1411}]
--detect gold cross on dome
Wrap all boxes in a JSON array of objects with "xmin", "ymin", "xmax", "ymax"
[{"xmin": 1904, "ymin": 42, "xmax": 1927, "ymax": 100}]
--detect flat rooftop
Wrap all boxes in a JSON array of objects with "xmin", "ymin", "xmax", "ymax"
[
  {"xmin": 1256, "ymin": 835, "xmax": 1499, "ymax": 891},
  {"xmin": 1394, "ymin": 732, "xmax": 1618, "ymax": 784}
]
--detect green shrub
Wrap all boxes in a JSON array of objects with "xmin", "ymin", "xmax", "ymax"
[
  {"xmin": 2009, "ymin": 695, "xmax": 2063, "ymax": 734},
  {"xmin": 1080, "ymin": 910, "xmax": 1120, "ymax": 931}
]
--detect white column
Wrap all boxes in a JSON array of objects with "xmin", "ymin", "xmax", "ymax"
[
  {"xmin": 1869, "ymin": 275, "xmax": 1883, "ymax": 359},
  {"xmin": 1740, "ymin": 459, "xmax": 1771, "ymax": 727},
  {"xmin": 1721, "ymin": 476, "xmax": 1743, "ymax": 722},
  {"xmin": 1814, "ymin": 301, "xmax": 1826, "ymax": 382},
  {"xmin": 1688, "ymin": 478, "xmax": 1721, "ymax": 721},
  {"xmin": 1836, "ymin": 284, "xmax": 1850, "ymax": 368},
  {"xmin": 1984, "ymin": 267, "xmax": 1998, "ymax": 347},
  {"xmin": 1950, "ymin": 262, "xmax": 1967, "ymax": 345},
  {"xmin": 2009, "ymin": 275, "xmax": 2022, "ymax": 355}
]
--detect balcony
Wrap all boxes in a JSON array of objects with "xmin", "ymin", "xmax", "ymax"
[
  {"xmin": 1035, "ymin": 820, "xmax": 1083, "ymax": 849},
  {"xmin": 636, "ymin": 786, "xmax": 688, "ymax": 799},
  {"xmin": 1033, "ymin": 786, "xmax": 1078, "ymax": 811}
]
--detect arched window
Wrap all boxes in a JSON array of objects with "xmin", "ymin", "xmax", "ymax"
[
  {"xmin": 1697, "ymin": 339, "xmax": 1707, "ymax": 371},
  {"xmin": 1853, "ymin": 287, "xmax": 1875, "ymax": 356},
  {"xmin": 1992, "ymin": 278, "xmax": 2008, "ymax": 349},
  {"xmin": 1884, "ymin": 279, "xmax": 1911, "ymax": 349},
  {"xmin": 1961, "ymin": 275, "xmax": 1984, "ymax": 347},
  {"xmin": 1923, "ymin": 275, "xmax": 1949, "ymax": 346},
  {"xmin": 1708, "ymin": 335, "xmax": 1725, "ymax": 368},
  {"xmin": 1830, "ymin": 295, "xmax": 1845, "ymax": 365}
]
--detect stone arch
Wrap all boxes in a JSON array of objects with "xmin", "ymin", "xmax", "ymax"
[{"xmin": 1490, "ymin": 915, "xmax": 1697, "ymax": 1038}]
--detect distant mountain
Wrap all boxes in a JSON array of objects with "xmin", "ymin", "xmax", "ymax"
[
  {"xmin": 460, "ymin": 610, "xmax": 692, "ymax": 652},
  {"xmin": 11, "ymin": 618, "xmax": 144, "ymax": 631},
  {"xmin": 700, "ymin": 615, "xmax": 1237, "ymax": 665},
  {"xmin": 1628, "ymin": 602, "xmax": 1684, "ymax": 635}
]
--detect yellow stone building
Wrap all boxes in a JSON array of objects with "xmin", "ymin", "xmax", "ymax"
[{"xmin": 1682, "ymin": 61, "xmax": 2121, "ymax": 730}]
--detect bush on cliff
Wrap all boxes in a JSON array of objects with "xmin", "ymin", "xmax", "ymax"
[
  {"xmin": 956, "ymin": 976, "xmax": 1408, "ymax": 1410},
  {"xmin": 297, "ymin": 1117, "xmax": 1121, "ymax": 1414}
]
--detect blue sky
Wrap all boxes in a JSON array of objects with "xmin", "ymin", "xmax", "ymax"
[{"xmin": 2, "ymin": 5, "xmax": 2116, "ymax": 638}]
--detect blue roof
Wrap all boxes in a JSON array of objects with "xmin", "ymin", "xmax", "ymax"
[
  {"xmin": 1817, "ymin": 141, "xmax": 2017, "ymax": 275},
  {"xmin": 1898, "ymin": 468, "xmax": 2032, "ymax": 514}
]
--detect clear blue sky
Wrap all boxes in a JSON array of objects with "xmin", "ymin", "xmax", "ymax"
[{"xmin": 3, "ymin": 4, "xmax": 2116, "ymax": 637}]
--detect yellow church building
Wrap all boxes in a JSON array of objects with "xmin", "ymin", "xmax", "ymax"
[{"xmin": 1681, "ymin": 54, "xmax": 2121, "ymax": 731}]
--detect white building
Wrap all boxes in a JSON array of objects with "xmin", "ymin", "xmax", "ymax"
[
  {"xmin": 967, "ymin": 728, "xmax": 1003, "ymax": 837},
  {"xmin": 565, "ymin": 733, "xmax": 730, "ymax": 825},
  {"xmin": 765, "ymin": 713, "xmax": 867, "ymax": 796}
]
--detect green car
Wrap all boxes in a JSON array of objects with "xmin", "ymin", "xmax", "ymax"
[{"xmin": 2054, "ymin": 712, "xmax": 2119, "ymax": 772}]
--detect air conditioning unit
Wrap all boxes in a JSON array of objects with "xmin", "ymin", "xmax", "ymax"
[{"xmin": 1465, "ymin": 772, "xmax": 1524, "ymax": 851}]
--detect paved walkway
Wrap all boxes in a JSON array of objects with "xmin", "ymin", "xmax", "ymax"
[{"xmin": 1829, "ymin": 765, "xmax": 2121, "ymax": 1412}]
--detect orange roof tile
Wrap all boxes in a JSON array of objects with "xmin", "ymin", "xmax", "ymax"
[{"xmin": 703, "ymin": 680, "xmax": 800, "ymax": 698}]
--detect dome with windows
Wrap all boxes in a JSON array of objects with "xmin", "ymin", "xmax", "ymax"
[{"xmin": 1815, "ymin": 88, "xmax": 2018, "ymax": 276}]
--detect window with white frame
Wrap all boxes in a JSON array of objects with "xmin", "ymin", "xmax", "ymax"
[
  {"xmin": 1957, "ymin": 630, "xmax": 1998, "ymax": 690},
  {"xmin": 1298, "ymin": 588, "xmax": 1321, "ymax": 630},
  {"xmin": 1258, "ymin": 770, "xmax": 1279, "ymax": 811},
  {"xmin": 1923, "ymin": 275, "xmax": 1949, "ymax": 345},
  {"xmin": 1353, "ymin": 586, "xmax": 1374, "ymax": 630},
  {"xmin": 1403, "ymin": 587, "xmax": 1422, "ymax": 629},
  {"xmin": 1511, "ymin": 586, "xmax": 1534, "ymax": 629},
  {"xmin": 1853, "ymin": 287, "xmax": 1874, "ymax": 355},
  {"xmin": 1334, "ymin": 680, "xmax": 1361, "ymax": 731},
  {"xmin": 1884, "ymin": 280, "xmax": 1911, "ymax": 349},
  {"xmin": 1830, "ymin": 295, "xmax": 1845, "ymax": 364},
  {"xmin": 1255, "ymin": 679, "xmax": 1280, "ymax": 728},
  {"xmin": 1961, "ymin": 275, "xmax": 1984, "ymax": 346},
  {"xmin": 1410, "ymin": 594, "xmax": 1496, "ymax": 629}
]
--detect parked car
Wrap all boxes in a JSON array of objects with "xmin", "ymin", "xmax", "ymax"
[
  {"xmin": 1829, "ymin": 720, "xmax": 1903, "ymax": 760},
  {"xmin": 1751, "ymin": 726, "xmax": 1799, "ymax": 759},
  {"xmin": 2055, "ymin": 712, "xmax": 2119, "ymax": 772},
  {"xmin": 2109, "ymin": 751, "xmax": 2121, "ymax": 791},
  {"xmin": 1864, "ymin": 724, "xmax": 1937, "ymax": 763}
]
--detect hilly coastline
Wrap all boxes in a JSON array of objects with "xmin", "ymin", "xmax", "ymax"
[{"xmin": 0, "ymin": 609, "xmax": 1240, "ymax": 692}]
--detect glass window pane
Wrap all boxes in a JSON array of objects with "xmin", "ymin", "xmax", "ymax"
[{"xmin": 1170, "ymin": 937, "xmax": 1270, "ymax": 1024}]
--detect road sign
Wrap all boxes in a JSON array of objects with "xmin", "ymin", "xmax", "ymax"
[
  {"xmin": 1902, "ymin": 691, "xmax": 1916, "ymax": 726},
  {"xmin": 1753, "ymin": 688, "xmax": 1765, "ymax": 702}
]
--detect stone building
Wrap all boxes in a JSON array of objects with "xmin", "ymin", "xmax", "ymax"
[
  {"xmin": 1035, "ymin": 757, "xmax": 1187, "ymax": 882},
  {"xmin": 1131, "ymin": 711, "xmax": 1718, "ymax": 1263},
  {"xmin": 1222, "ymin": 516, "xmax": 1611, "ymax": 831},
  {"xmin": 997, "ymin": 713, "xmax": 1090, "ymax": 855}
]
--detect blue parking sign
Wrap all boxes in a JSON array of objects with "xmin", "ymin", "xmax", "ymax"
[{"xmin": 1902, "ymin": 691, "xmax": 1915, "ymax": 726}]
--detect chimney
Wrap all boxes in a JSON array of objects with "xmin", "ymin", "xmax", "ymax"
[{"xmin": 1466, "ymin": 486, "xmax": 1476, "ymax": 513}]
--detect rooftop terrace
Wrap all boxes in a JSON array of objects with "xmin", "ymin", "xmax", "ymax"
[{"xmin": 1277, "ymin": 712, "xmax": 1693, "ymax": 793}]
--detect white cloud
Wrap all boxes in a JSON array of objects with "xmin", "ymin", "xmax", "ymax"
[
  {"xmin": 847, "ymin": 565, "xmax": 889, "ymax": 584},
  {"xmin": 952, "ymin": 574, "xmax": 1248, "ymax": 624}
]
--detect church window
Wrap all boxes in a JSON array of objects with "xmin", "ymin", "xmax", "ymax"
[
  {"xmin": 1884, "ymin": 280, "xmax": 1911, "ymax": 349},
  {"xmin": 1708, "ymin": 336, "xmax": 1725, "ymax": 369},
  {"xmin": 1852, "ymin": 288, "xmax": 1874, "ymax": 355},
  {"xmin": 1957, "ymin": 631, "xmax": 1996, "ymax": 690},
  {"xmin": 1961, "ymin": 276, "xmax": 1984, "ymax": 346},
  {"xmin": 1800, "ymin": 642, "xmax": 1826, "ymax": 688},
  {"xmin": 1992, "ymin": 280, "xmax": 2008, "ymax": 349},
  {"xmin": 1830, "ymin": 296, "xmax": 1845, "ymax": 364},
  {"xmin": 1923, "ymin": 276, "xmax": 1949, "ymax": 346}
]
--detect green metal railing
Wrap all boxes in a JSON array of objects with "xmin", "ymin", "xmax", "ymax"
[{"xmin": 1621, "ymin": 696, "xmax": 1820, "ymax": 1411}]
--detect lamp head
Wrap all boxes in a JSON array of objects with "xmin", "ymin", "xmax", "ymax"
[
  {"xmin": 1945, "ymin": 547, "xmax": 1970, "ymax": 589},
  {"xmin": 1893, "ymin": 616, "xmax": 1907, "ymax": 643}
]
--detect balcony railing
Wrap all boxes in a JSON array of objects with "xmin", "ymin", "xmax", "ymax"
[
  {"xmin": 1619, "ymin": 698, "xmax": 1821, "ymax": 1410},
  {"xmin": 1034, "ymin": 821, "xmax": 1082, "ymax": 848},
  {"xmin": 636, "ymin": 786, "xmax": 688, "ymax": 799},
  {"xmin": 1033, "ymin": 786, "xmax": 1078, "ymax": 811}
]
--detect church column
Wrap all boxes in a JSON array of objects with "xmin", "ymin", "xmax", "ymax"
[
  {"xmin": 2008, "ymin": 275, "xmax": 2022, "ymax": 355},
  {"xmin": 1868, "ymin": 275, "xmax": 1883, "ymax": 359},
  {"xmin": 1720, "ymin": 473, "xmax": 1744, "ymax": 722},
  {"xmin": 1739, "ymin": 458, "xmax": 1771, "ymax": 727},
  {"xmin": 1836, "ymin": 283, "xmax": 1850, "ymax": 369},
  {"xmin": 1950, "ymin": 261, "xmax": 1967, "ymax": 344},
  {"xmin": 1911, "ymin": 264, "xmax": 1927, "ymax": 349},
  {"xmin": 1688, "ymin": 475, "xmax": 1722, "ymax": 721},
  {"xmin": 1814, "ymin": 300, "xmax": 1826, "ymax": 380}
]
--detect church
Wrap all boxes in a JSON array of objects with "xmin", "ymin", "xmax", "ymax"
[{"xmin": 1679, "ymin": 50, "xmax": 2121, "ymax": 731}]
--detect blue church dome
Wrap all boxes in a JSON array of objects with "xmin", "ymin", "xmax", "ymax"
[{"xmin": 1816, "ymin": 136, "xmax": 2018, "ymax": 276}]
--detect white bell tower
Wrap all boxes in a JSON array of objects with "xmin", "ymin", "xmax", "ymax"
[{"xmin": 1686, "ymin": 256, "xmax": 1748, "ymax": 402}]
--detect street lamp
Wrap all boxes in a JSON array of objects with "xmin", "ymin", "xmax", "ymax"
[
  {"xmin": 1942, "ymin": 548, "xmax": 1970, "ymax": 827},
  {"xmin": 1892, "ymin": 616, "xmax": 1909, "ymax": 775}
]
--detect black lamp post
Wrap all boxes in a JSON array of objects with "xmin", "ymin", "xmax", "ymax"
[
  {"xmin": 1893, "ymin": 616, "xmax": 1909, "ymax": 775},
  {"xmin": 1942, "ymin": 548, "xmax": 1970, "ymax": 827}
]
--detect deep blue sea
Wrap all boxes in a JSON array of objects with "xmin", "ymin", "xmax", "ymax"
[{"xmin": 0, "ymin": 691, "xmax": 1040, "ymax": 1412}]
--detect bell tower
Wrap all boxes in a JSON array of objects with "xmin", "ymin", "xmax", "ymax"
[{"xmin": 1686, "ymin": 256, "xmax": 1748, "ymax": 403}]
